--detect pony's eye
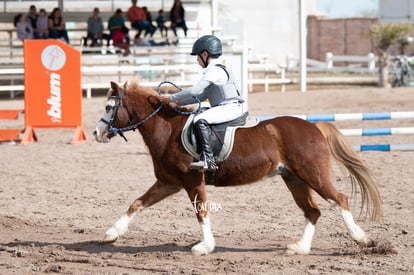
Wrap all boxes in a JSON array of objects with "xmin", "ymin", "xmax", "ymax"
[{"xmin": 105, "ymin": 105, "xmax": 112, "ymax": 112}]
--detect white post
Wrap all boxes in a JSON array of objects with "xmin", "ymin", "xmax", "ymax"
[
  {"xmin": 242, "ymin": 44, "xmax": 249, "ymax": 111},
  {"xmin": 280, "ymin": 65, "xmax": 286, "ymax": 92},
  {"xmin": 265, "ymin": 76, "xmax": 269, "ymax": 93},
  {"xmin": 87, "ymin": 88, "xmax": 91, "ymax": 99},
  {"xmin": 286, "ymin": 55, "xmax": 293, "ymax": 72},
  {"xmin": 299, "ymin": 0, "xmax": 307, "ymax": 92},
  {"xmin": 326, "ymin": 52, "xmax": 333, "ymax": 72},
  {"xmin": 368, "ymin": 52, "xmax": 375, "ymax": 73}
]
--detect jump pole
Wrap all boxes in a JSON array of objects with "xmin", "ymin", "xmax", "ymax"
[
  {"xmin": 340, "ymin": 127, "xmax": 414, "ymax": 136},
  {"xmin": 256, "ymin": 111, "xmax": 414, "ymax": 122},
  {"xmin": 254, "ymin": 111, "xmax": 414, "ymax": 151},
  {"xmin": 353, "ymin": 144, "xmax": 414, "ymax": 152}
]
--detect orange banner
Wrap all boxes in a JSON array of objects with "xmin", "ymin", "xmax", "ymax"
[{"xmin": 23, "ymin": 39, "xmax": 86, "ymax": 144}]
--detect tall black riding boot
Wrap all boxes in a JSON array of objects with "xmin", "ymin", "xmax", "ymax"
[{"xmin": 190, "ymin": 119, "xmax": 218, "ymax": 172}]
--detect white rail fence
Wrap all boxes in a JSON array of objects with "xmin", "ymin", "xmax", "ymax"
[
  {"xmin": 287, "ymin": 52, "xmax": 377, "ymax": 74},
  {"xmin": 0, "ymin": 65, "xmax": 199, "ymax": 99},
  {"xmin": 0, "ymin": 64, "xmax": 291, "ymax": 98},
  {"xmin": 0, "ymin": 50, "xmax": 291, "ymax": 98},
  {"xmin": 0, "ymin": 51, "xmax": 380, "ymax": 98}
]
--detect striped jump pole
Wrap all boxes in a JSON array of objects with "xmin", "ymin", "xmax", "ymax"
[
  {"xmin": 256, "ymin": 111, "xmax": 414, "ymax": 122},
  {"xmin": 254, "ymin": 111, "xmax": 414, "ymax": 152},
  {"xmin": 343, "ymin": 127, "xmax": 414, "ymax": 151},
  {"xmin": 353, "ymin": 144, "xmax": 414, "ymax": 151},
  {"xmin": 340, "ymin": 127, "xmax": 414, "ymax": 136}
]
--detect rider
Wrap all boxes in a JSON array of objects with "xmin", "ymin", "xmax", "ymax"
[{"xmin": 159, "ymin": 35, "xmax": 244, "ymax": 172}]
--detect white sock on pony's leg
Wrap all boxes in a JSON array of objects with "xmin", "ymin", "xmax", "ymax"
[
  {"xmin": 286, "ymin": 220, "xmax": 315, "ymax": 255},
  {"xmin": 191, "ymin": 215, "xmax": 216, "ymax": 255},
  {"xmin": 103, "ymin": 214, "xmax": 134, "ymax": 243},
  {"xmin": 340, "ymin": 208, "xmax": 370, "ymax": 245}
]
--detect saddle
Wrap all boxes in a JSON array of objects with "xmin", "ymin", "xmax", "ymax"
[{"xmin": 181, "ymin": 111, "xmax": 259, "ymax": 163}]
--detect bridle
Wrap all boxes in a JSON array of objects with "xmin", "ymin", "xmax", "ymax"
[{"xmin": 99, "ymin": 81, "xmax": 201, "ymax": 142}]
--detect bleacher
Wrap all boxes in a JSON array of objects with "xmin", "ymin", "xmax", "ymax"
[{"xmin": 0, "ymin": 0, "xmax": 291, "ymax": 98}]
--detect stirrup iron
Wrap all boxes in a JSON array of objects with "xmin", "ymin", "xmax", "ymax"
[{"xmin": 189, "ymin": 159, "xmax": 218, "ymax": 172}]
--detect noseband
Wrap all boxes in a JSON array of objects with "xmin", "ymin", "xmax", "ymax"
[
  {"xmin": 100, "ymin": 81, "xmax": 201, "ymax": 142},
  {"xmin": 99, "ymin": 87, "xmax": 163, "ymax": 142}
]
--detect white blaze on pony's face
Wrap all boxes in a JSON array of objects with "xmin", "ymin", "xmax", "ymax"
[{"xmin": 93, "ymin": 97, "xmax": 117, "ymax": 143}]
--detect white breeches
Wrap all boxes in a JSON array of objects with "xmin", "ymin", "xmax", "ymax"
[{"xmin": 194, "ymin": 103, "xmax": 244, "ymax": 124}]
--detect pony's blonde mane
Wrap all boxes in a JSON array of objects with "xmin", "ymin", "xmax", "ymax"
[
  {"xmin": 127, "ymin": 79, "xmax": 157, "ymax": 97},
  {"xmin": 126, "ymin": 78, "xmax": 196, "ymax": 113}
]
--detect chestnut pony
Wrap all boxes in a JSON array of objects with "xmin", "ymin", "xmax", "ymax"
[{"xmin": 93, "ymin": 80, "xmax": 383, "ymax": 255}]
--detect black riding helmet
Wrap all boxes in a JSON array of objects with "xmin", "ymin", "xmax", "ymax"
[{"xmin": 191, "ymin": 35, "xmax": 222, "ymax": 58}]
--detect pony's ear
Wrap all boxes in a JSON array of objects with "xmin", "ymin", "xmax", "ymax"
[
  {"xmin": 148, "ymin": 94, "xmax": 159, "ymax": 107},
  {"xmin": 110, "ymin": 81, "xmax": 120, "ymax": 96}
]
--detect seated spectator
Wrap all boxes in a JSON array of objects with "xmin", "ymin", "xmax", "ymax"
[
  {"xmin": 108, "ymin": 9, "xmax": 130, "ymax": 56},
  {"xmin": 85, "ymin": 8, "xmax": 111, "ymax": 46},
  {"xmin": 14, "ymin": 13, "xmax": 33, "ymax": 40},
  {"xmin": 48, "ymin": 7, "xmax": 70, "ymax": 44},
  {"xmin": 143, "ymin": 6, "xmax": 157, "ymax": 37},
  {"xmin": 36, "ymin": 9, "xmax": 49, "ymax": 39},
  {"xmin": 155, "ymin": 9, "xmax": 168, "ymax": 37},
  {"xmin": 128, "ymin": 0, "xmax": 155, "ymax": 39},
  {"xmin": 170, "ymin": 0, "xmax": 188, "ymax": 38},
  {"xmin": 26, "ymin": 5, "xmax": 39, "ymax": 39}
]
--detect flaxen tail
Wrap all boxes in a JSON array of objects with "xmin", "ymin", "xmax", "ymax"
[{"xmin": 315, "ymin": 122, "xmax": 383, "ymax": 222}]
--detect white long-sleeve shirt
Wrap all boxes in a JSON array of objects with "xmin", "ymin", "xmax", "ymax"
[{"xmin": 169, "ymin": 58, "xmax": 228, "ymax": 105}]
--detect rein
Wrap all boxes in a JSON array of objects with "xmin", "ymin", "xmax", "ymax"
[
  {"xmin": 101, "ymin": 81, "xmax": 200, "ymax": 142},
  {"xmin": 157, "ymin": 81, "xmax": 201, "ymax": 115},
  {"xmin": 106, "ymin": 104, "xmax": 163, "ymax": 142}
]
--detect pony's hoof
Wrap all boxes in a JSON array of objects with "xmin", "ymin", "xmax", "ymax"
[
  {"xmin": 286, "ymin": 243, "xmax": 310, "ymax": 255},
  {"xmin": 101, "ymin": 228, "xmax": 118, "ymax": 244},
  {"xmin": 356, "ymin": 236, "xmax": 375, "ymax": 247},
  {"xmin": 101, "ymin": 236, "xmax": 118, "ymax": 244},
  {"xmin": 191, "ymin": 242, "xmax": 214, "ymax": 255}
]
